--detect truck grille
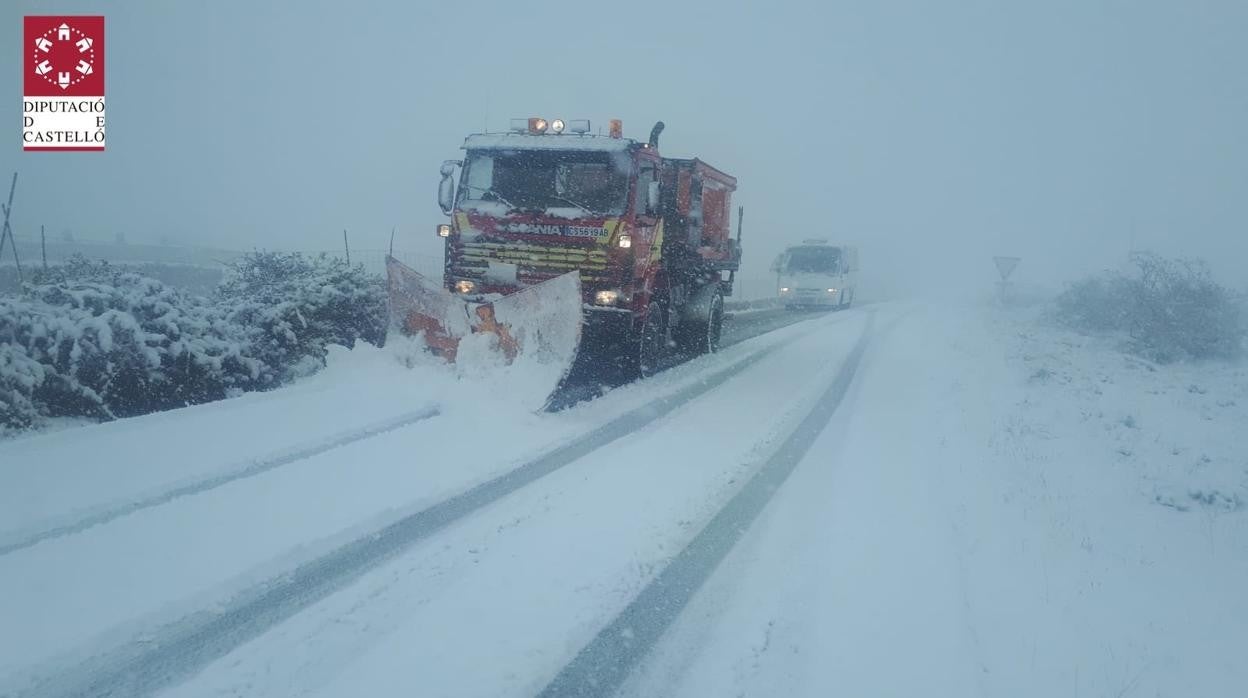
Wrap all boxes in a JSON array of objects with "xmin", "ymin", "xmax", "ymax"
[{"xmin": 455, "ymin": 241, "xmax": 611, "ymax": 283}]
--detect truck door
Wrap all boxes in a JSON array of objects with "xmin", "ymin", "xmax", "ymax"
[
  {"xmin": 633, "ymin": 157, "xmax": 661, "ymax": 278},
  {"xmin": 634, "ymin": 160, "xmax": 659, "ymax": 229}
]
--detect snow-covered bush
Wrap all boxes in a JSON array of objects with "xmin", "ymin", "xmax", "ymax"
[
  {"xmin": 0, "ymin": 340, "xmax": 46, "ymax": 430},
  {"xmin": 1, "ymin": 253, "xmax": 388, "ymax": 434},
  {"xmin": 215, "ymin": 252, "xmax": 386, "ymax": 382},
  {"xmin": 2, "ymin": 260, "xmax": 268, "ymax": 431},
  {"xmin": 1055, "ymin": 252, "xmax": 1245, "ymax": 363},
  {"xmin": 27, "ymin": 256, "xmax": 225, "ymax": 295}
]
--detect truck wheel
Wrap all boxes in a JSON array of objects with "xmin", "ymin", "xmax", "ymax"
[
  {"xmin": 707, "ymin": 292, "xmax": 724, "ymax": 353},
  {"xmin": 688, "ymin": 291, "xmax": 723, "ymax": 355},
  {"xmin": 637, "ymin": 304, "xmax": 666, "ymax": 378}
]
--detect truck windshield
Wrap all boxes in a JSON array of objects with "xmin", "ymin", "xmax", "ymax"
[
  {"xmin": 785, "ymin": 246, "xmax": 841, "ymax": 273},
  {"xmin": 459, "ymin": 149, "xmax": 631, "ymax": 216}
]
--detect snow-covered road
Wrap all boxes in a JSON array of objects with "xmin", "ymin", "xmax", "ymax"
[
  {"xmin": 4, "ymin": 301, "xmax": 1245, "ymax": 697},
  {"xmin": 623, "ymin": 305, "xmax": 1248, "ymax": 698},
  {"xmin": 0, "ymin": 305, "xmax": 861, "ymax": 695},
  {"xmin": 158, "ymin": 310, "xmax": 874, "ymax": 698}
]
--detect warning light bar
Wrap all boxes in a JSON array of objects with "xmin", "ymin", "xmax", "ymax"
[{"xmin": 508, "ymin": 117, "xmax": 594, "ymax": 135}]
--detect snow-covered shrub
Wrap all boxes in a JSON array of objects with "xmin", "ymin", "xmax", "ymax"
[
  {"xmin": 28, "ymin": 256, "xmax": 224, "ymax": 295},
  {"xmin": 1054, "ymin": 275, "xmax": 1137, "ymax": 332},
  {"xmin": 27, "ymin": 254, "xmax": 116, "ymax": 285},
  {"xmin": 215, "ymin": 252, "xmax": 386, "ymax": 381},
  {"xmin": 2, "ymin": 257, "xmax": 269, "ymax": 430},
  {"xmin": 0, "ymin": 340, "xmax": 46, "ymax": 430},
  {"xmin": 2, "ymin": 253, "xmax": 388, "ymax": 434},
  {"xmin": 1056, "ymin": 252, "xmax": 1245, "ymax": 362}
]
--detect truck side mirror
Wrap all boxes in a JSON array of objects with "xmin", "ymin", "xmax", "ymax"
[
  {"xmin": 646, "ymin": 181, "xmax": 661, "ymax": 216},
  {"xmin": 438, "ymin": 175, "xmax": 455, "ymax": 215},
  {"xmin": 437, "ymin": 160, "xmax": 459, "ymax": 215}
]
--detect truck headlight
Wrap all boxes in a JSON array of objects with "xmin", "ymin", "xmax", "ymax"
[
  {"xmin": 437, "ymin": 224, "xmax": 451, "ymax": 238},
  {"xmin": 827, "ymin": 288, "xmax": 837, "ymax": 293},
  {"xmin": 594, "ymin": 289, "xmax": 620, "ymax": 305},
  {"xmin": 455, "ymin": 280, "xmax": 477, "ymax": 294},
  {"xmin": 617, "ymin": 234, "xmax": 632, "ymax": 249},
  {"xmin": 780, "ymin": 287, "xmax": 791, "ymax": 293}
]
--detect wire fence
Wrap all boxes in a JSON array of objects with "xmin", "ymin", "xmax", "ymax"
[{"xmin": 304, "ymin": 248, "xmax": 443, "ymax": 278}]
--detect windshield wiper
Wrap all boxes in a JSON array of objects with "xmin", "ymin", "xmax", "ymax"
[
  {"xmin": 462, "ymin": 184, "xmax": 520, "ymax": 211},
  {"xmin": 551, "ymin": 194, "xmax": 595, "ymax": 217}
]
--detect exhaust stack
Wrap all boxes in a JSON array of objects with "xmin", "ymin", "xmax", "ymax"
[{"xmin": 648, "ymin": 121, "xmax": 665, "ymax": 149}]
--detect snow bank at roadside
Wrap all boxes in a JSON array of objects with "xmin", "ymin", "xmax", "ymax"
[
  {"xmin": 1004, "ymin": 305, "xmax": 1247, "ymax": 515},
  {"xmin": 968, "ymin": 304, "xmax": 1248, "ymax": 696},
  {"xmin": 0, "ymin": 339, "xmax": 443, "ymax": 541}
]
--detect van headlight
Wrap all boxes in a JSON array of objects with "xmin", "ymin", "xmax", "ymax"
[{"xmin": 779, "ymin": 287, "xmax": 791, "ymax": 293}]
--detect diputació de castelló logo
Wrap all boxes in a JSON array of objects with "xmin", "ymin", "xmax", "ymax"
[{"xmin": 23, "ymin": 16, "xmax": 106, "ymax": 151}]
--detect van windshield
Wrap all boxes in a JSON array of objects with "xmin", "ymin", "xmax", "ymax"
[{"xmin": 785, "ymin": 246, "xmax": 840, "ymax": 273}]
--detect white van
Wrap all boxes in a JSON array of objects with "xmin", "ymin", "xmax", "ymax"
[{"xmin": 772, "ymin": 240, "xmax": 859, "ymax": 309}]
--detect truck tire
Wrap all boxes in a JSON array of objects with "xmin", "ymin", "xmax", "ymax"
[
  {"xmin": 676, "ymin": 284, "xmax": 724, "ymax": 356},
  {"xmin": 691, "ymin": 291, "xmax": 723, "ymax": 355},
  {"xmin": 637, "ymin": 303, "xmax": 667, "ymax": 378},
  {"xmin": 708, "ymin": 292, "xmax": 724, "ymax": 352}
]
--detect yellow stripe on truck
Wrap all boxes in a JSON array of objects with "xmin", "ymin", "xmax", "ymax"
[{"xmin": 601, "ymin": 219, "xmax": 620, "ymax": 245}]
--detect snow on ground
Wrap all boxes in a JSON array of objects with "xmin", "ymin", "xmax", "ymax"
[
  {"xmin": 4, "ymin": 300, "xmax": 1244, "ymax": 697},
  {"xmin": 159, "ymin": 310, "xmax": 874, "ymax": 698},
  {"xmin": 1005, "ymin": 308, "xmax": 1248, "ymax": 518},
  {"xmin": 0, "ymin": 342, "xmax": 445, "ymax": 544},
  {"xmin": 0, "ymin": 310, "xmax": 829, "ymax": 693},
  {"xmin": 625, "ymin": 302, "xmax": 1248, "ymax": 697}
]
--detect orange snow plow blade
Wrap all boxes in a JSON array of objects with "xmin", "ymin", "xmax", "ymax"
[{"xmin": 386, "ymin": 256, "xmax": 583, "ymax": 396}]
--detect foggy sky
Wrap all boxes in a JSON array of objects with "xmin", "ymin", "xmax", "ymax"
[{"xmin": 2, "ymin": 0, "xmax": 1245, "ymax": 296}]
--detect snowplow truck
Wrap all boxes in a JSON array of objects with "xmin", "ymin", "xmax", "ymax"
[{"xmin": 389, "ymin": 118, "xmax": 741, "ymax": 383}]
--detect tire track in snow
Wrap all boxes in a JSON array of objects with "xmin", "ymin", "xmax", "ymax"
[
  {"xmin": 0, "ymin": 407, "xmax": 440, "ymax": 557},
  {"xmin": 17, "ymin": 324, "xmax": 815, "ymax": 698},
  {"xmin": 538, "ymin": 311, "xmax": 876, "ymax": 698}
]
